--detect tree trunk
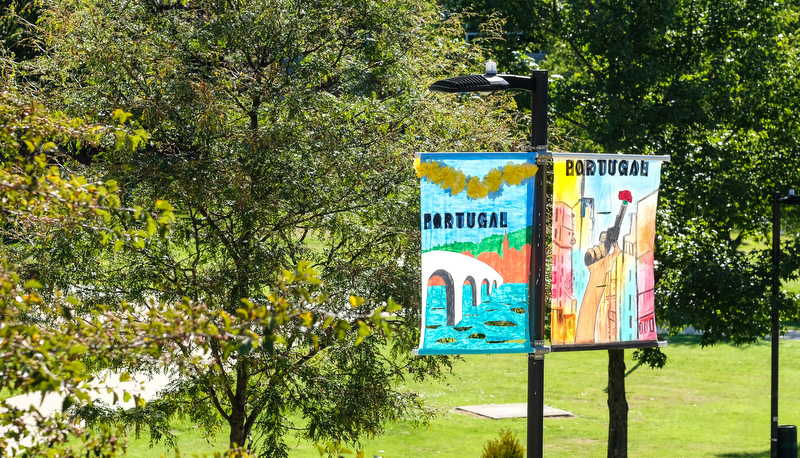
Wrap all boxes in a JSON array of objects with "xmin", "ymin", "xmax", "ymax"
[
  {"xmin": 228, "ymin": 359, "xmax": 251, "ymax": 450},
  {"xmin": 229, "ymin": 406, "xmax": 248, "ymax": 450},
  {"xmin": 607, "ymin": 349, "xmax": 628, "ymax": 458}
]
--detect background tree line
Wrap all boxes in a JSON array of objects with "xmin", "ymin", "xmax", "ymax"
[
  {"xmin": 0, "ymin": 0, "xmax": 524, "ymax": 456},
  {"xmin": 441, "ymin": 0, "xmax": 800, "ymax": 456},
  {"xmin": 4, "ymin": 0, "xmax": 800, "ymax": 456}
]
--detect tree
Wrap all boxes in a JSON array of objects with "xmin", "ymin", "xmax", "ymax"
[
  {"xmin": 435, "ymin": 0, "xmax": 800, "ymax": 456},
  {"xmin": 0, "ymin": 86, "xmax": 173, "ymax": 458},
  {"xmin": 0, "ymin": 86, "xmax": 398, "ymax": 458},
  {"xmin": 0, "ymin": 0, "xmax": 41, "ymax": 61},
  {"xmin": 9, "ymin": 0, "xmax": 523, "ymax": 455}
]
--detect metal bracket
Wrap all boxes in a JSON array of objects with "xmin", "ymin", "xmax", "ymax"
[
  {"xmin": 535, "ymin": 151, "xmax": 551, "ymax": 164},
  {"xmin": 533, "ymin": 340, "xmax": 551, "ymax": 360}
]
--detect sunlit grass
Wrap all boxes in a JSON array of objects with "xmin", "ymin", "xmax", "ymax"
[
  {"xmin": 328, "ymin": 336, "xmax": 796, "ymax": 458},
  {"xmin": 116, "ymin": 335, "xmax": 800, "ymax": 458},
  {"xmin": 117, "ymin": 423, "xmax": 226, "ymax": 458}
]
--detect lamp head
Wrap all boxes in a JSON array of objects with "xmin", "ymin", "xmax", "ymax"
[
  {"xmin": 428, "ymin": 75, "xmax": 510, "ymax": 94},
  {"xmin": 778, "ymin": 189, "xmax": 800, "ymax": 206},
  {"xmin": 428, "ymin": 60, "xmax": 511, "ymax": 94}
]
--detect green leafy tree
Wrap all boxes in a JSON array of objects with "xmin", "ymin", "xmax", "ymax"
[
  {"xmin": 0, "ymin": 87, "xmax": 178, "ymax": 457},
  {"xmin": 531, "ymin": 0, "xmax": 800, "ymax": 340},
  {"xmin": 9, "ymin": 0, "xmax": 523, "ymax": 455},
  {"xmin": 0, "ymin": 87, "xmax": 395, "ymax": 458},
  {"xmin": 0, "ymin": 0, "xmax": 41, "ymax": 61}
]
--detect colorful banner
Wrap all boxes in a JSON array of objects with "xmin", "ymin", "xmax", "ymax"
[
  {"xmin": 550, "ymin": 153, "xmax": 669, "ymax": 347},
  {"xmin": 414, "ymin": 152, "xmax": 538, "ymax": 355}
]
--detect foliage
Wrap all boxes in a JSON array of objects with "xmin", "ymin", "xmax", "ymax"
[
  {"xmin": 631, "ymin": 347, "xmax": 667, "ymax": 370},
  {"xmin": 314, "ymin": 440, "xmax": 365, "ymax": 458},
  {"xmin": 442, "ymin": 0, "xmax": 800, "ymax": 345},
  {"xmin": 433, "ymin": 0, "xmax": 800, "ymax": 456},
  {"xmin": 4, "ymin": 0, "xmax": 525, "ymax": 455},
  {"xmin": 0, "ymin": 94, "xmax": 391, "ymax": 458},
  {"xmin": 481, "ymin": 428, "xmax": 524, "ymax": 458},
  {"xmin": 0, "ymin": 0, "xmax": 41, "ymax": 61},
  {"xmin": 0, "ymin": 84, "xmax": 148, "ymax": 158},
  {"xmin": 1, "ymin": 257, "xmax": 339, "ymax": 458},
  {"xmin": 0, "ymin": 90, "xmax": 177, "ymax": 457}
]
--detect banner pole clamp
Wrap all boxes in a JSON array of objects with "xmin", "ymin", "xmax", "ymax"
[{"xmin": 533, "ymin": 340, "xmax": 551, "ymax": 360}]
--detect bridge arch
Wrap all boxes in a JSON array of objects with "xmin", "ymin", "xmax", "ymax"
[
  {"xmin": 483, "ymin": 278, "xmax": 499, "ymax": 295},
  {"xmin": 463, "ymin": 276, "xmax": 477, "ymax": 311},
  {"xmin": 421, "ymin": 251, "xmax": 504, "ymax": 332},
  {"xmin": 429, "ymin": 269, "xmax": 456, "ymax": 326}
]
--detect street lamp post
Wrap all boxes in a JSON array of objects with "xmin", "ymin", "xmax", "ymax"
[
  {"xmin": 772, "ymin": 189, "xmax": 800, "ymax": 458},
  {"xmin": 429, "ymin": 62, "xmax": 549, "ymax": 458}
]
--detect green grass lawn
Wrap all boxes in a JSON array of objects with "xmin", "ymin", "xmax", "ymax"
[
  {"xmin": 122, "ymin": 335, "xmax": 800, "ymax": 458},
  {"xmin": 119, "ymin": 425, "xmax": 225, "ymax": 458}
]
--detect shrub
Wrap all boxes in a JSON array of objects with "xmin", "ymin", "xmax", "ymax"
[{"xmin": 481, "ymin": 428, "xmax": 524, "ymax": 458}]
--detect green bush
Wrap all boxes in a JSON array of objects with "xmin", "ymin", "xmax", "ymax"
[{"xmin": 481, "ymin": 429, "xmax": 524, "ymax": 458}]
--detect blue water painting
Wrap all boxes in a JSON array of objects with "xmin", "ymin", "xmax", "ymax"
[{"xmin": 423, "ymin": 283, "xmax": 532, "ymax": 352}]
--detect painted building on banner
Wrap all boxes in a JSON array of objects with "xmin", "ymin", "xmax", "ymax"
[
  {"xmin": 551, "ymin": 202, "xmax": 577, "ymax": 344},
  {"xmin": 618, "ymin": 216, "xmax": 640, "ymax": 342},
  {"xmin": 636, "ymin": 192, "xmax": 659, "ymax": 340}
]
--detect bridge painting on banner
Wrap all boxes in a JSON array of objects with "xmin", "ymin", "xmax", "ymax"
[{"xmin": 414, "ymin": 152, "xmax": 537, "ymax": 355}]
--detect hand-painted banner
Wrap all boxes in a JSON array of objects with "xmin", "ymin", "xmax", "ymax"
[
  {"xmin": 414, "ymin": 152, "xmax": 538, "ymax": 355},
  {"xmin": 550, "ymin": 153, "xmax": 669, "ymax": 348}
]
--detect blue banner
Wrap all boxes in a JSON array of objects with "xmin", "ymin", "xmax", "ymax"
[{"xmin": 414, "ymin": 152, "xmax": 538, "ymax": 355}]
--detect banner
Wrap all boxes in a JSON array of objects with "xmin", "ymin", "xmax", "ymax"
[
  {"xmin": 414, "ymin": 152, "xmax": 538, "ymax": 355},
  {"xmin": 550, "ymin": 153, "xmax": 669, "ymax": 348}
]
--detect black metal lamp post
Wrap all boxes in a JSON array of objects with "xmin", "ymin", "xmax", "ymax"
[
  {"xmin": 429, "ymin": 61, "xmax": 549, "ymax": 458},
  {"xmin": 772, "ymin": 189, "xmax": 800, "ymax": 458},
  {"xmin": 428, "ymin": 62, "xmax": 548, "ymax": 148}
]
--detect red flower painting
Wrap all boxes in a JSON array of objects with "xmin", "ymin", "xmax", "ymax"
[{"xmin": 618, "ymin": 190, "xmax": 632, "ymax": 203}]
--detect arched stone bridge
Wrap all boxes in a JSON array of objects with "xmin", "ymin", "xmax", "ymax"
[{"xmin": 422, "ymin": 250, "xmax": 504, "ymax": 326}]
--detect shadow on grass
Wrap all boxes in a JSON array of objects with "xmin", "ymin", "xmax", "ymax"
[
  {"xmin": 714, "ymin": 451, "xmax": 770, "ymax": 458},
  {"xmin": 659, "ymin": 334, "xmax": 701, "ymax": 346},
  {"xmin": 661, "ymin": 334, "xmax": 768, "ymax": 349}
]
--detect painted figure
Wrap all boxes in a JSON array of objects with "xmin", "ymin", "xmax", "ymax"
[
  {"xmin": 575, "ymin": 232, "xmax": 621, "ymax": 343},
  {"xmin": 575, "ymin": 191, "xmax": 630, "ymax": 343}
]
